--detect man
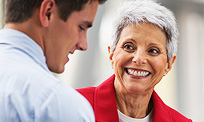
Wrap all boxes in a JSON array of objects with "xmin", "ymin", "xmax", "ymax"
[{"xmin": 0, "ymin": 0, "xmax": 107, "ymax": 121}]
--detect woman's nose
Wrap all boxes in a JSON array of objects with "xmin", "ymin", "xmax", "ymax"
[{"xmin": 132, "ymin": 49, "xmax": 147, "ymax": 65}]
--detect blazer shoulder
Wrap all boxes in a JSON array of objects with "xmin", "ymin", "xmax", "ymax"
[
  {"xmin": 167, "ymin": 106, "xmax": 192, "ymax": 122},
  {"xmin": 76, "ymin": 87, "xmax": 96, "ymax": 107}
]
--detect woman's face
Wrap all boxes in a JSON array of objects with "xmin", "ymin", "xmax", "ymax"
[{"xmin": 110, "ymin": 23, "xmax": 175, "ymax": 94}]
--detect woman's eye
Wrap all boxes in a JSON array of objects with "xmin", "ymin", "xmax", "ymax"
[
  {"xmin": 79, "ymin": 25, "xmax": 85, "ymax": 31},
  {"xmin": 148, "ymin": 48, "xmax": 160, "ymax": 55},
  {"xmin": 123, "ymin": 43, "xmax": 134, "ymax": 51}
]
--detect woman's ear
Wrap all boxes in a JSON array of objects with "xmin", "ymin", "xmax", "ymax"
[
  {"xmin": 165, "ymin": 55, "xmax": 176, "ymax": 75},
  {"xmin": 39, "ymin": 0, "xmax": 56, "ymax": 27},
  {"xmin": 108, "ymin": 46, "xmax": 114, "ymax": 69},
  {"xmin": 108, "ymin": 46, "xmax": 111, "ymax": 54}
]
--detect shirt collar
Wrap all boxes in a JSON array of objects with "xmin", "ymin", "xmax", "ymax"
[{"xmin": 0, "ymin": 29, "xmax": 51, "ymax": 73}]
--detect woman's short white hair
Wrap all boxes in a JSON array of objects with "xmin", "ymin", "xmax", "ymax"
[{"xmin": 110, "ymin": 0, "xmax": 178, "ymax": 61}]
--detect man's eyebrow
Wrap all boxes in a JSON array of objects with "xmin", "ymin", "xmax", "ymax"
[{"xmin": 84, "ymin": 21, "xmax": 93, "ymax": 28}]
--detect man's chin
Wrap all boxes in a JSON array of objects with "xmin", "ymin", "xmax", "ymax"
[{"xmin": 49, "ymin": 66, "xmax": 65, "ymax": 74}]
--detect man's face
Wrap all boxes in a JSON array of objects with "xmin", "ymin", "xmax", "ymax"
[{"xmin": 44, "ymin": 1, "xmax": 99, "ymax": 73}]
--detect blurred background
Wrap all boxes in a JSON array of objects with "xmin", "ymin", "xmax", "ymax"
[{"xmin": 0, "ymin": 0, "xmax": 203, "ymax": 121}]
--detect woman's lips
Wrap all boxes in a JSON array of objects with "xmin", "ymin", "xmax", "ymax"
[{"xmin": 125, "ymin": 68, "xmax": 151, "ymax": 77}]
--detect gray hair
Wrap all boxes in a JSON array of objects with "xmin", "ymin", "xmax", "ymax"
[{"xmin": 110, "ymin": 0, "xmax": 178, "ymax": 61}]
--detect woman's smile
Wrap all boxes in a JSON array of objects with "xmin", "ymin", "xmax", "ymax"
[{"xmin": 125, "ymin": 68, "xmax": 151, "ymax": 78}]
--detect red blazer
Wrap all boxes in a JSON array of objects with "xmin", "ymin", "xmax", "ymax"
[{"xmin": 77, "ymin": 75, "xmax": 192, "ymax": 122}]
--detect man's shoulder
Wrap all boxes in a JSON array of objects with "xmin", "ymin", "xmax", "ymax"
[
  {"xmin": 33, "ymin": 84, "xmax": 95, "ymax": 122},
  {"xmin": 1, "ymin": 71, "xmax": 94, "ymax": 121}
]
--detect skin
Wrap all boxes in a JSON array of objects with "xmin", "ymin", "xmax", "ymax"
[
  {"xmin": 109, "ymin": 23, "xmax": 176, "ymax": 118},
  {"xmin": 5, "ymin": 0, "xmax": 99, "ymax": 73}
]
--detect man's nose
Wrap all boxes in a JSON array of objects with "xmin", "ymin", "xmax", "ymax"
[{"xmin": 76, "ymin": 35, "xmax": 88, "ymax": 51}]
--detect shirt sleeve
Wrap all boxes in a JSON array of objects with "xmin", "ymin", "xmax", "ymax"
[{"xmin": 32, "ymin": 82, "xmax": 95, "ymax": 122}]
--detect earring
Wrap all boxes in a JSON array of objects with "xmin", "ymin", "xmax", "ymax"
[{"xmin": 164, "ymin": 73, "xmax": 167, "ymax": 76}]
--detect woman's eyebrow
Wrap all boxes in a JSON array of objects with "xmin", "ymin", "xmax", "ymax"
[{"xmin": 130, "ymin": 39, "xmax": 136, "ymax": 43}]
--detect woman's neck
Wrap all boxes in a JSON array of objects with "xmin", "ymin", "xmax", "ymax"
[{"xmin": 114, "ymin": 80, "xmax": 153, "ymax": 119}]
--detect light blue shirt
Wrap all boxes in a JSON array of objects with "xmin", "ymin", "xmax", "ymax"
[{"xmin": 0, "ymin": 29, "xmax": 95, "ymax": 122}]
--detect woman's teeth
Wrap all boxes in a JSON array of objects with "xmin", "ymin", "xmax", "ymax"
[{"xmin": 127, "ymin": 68, "xmax": 150, "ymax": 77}]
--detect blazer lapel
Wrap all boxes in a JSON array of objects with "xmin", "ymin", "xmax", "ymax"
[
  {"xmin": 94, "ymin": 75, "xmax": 119, "ymax": 122},
  {"xmin": 152, "ymin": 91, "xmax": 173, "ymax": 122}
]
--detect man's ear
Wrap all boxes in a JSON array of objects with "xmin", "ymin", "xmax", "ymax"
[
  {"xmin": 165, "ymin": 55, "xmax": 176, "ymax": 74},
  {"xmin": 39, "ymin": 0, "xmax": 56, "ymax": 27}
]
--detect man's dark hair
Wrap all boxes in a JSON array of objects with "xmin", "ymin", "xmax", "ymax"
[{"xmin": 5, "ymin": 0, "xmax": 107, "ymax": 23}]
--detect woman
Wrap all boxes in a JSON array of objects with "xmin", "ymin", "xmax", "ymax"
[{"xmin": 77, "ymin": 0, "xmax": 192, "ymax": 121}]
